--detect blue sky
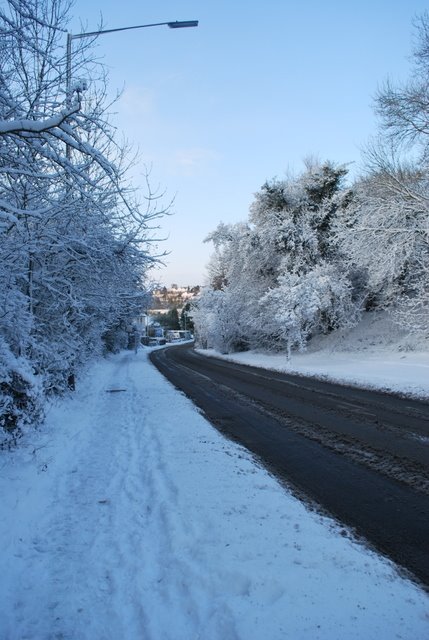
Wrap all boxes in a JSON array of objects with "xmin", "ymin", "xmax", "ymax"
[{"xmin": 70, "ymin": 0, "xmax": 427, "ymax": 286}]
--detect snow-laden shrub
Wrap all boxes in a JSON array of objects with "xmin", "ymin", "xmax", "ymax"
[
  {"xmin": 258, "ymin": 265, "xmax": 358, "ymax": 357},
  {"xmin": 0, "ymin": 338, "xmax": 43, "ymax": 445},
  {"xmin": 102, "ymin": 323, "xmax": 129, "ymax": 354},
  {"xmin": 393, "ymin": 279, "xmax": 429, "ymax": 336},
  {"xmin": 193, "ymin": 287, "xmax": 253, "ymax": 354}
]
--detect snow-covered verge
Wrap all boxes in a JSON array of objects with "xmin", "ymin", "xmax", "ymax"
[
  {"xmin": 197, "ymin": 312, "xmax": 429, "ymax": 398},
  {"xmin": 0, "ymin": 349, "xmax": 428, "ymax": 640}
]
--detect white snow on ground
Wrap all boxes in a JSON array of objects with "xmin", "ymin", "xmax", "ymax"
[
  {"xmin": 0, "ymin": 348, "xmax": 428, "ymax": 639},
  {"xmin": 198, "ymin": 312, "xmax": 429, "ymax": 398}
]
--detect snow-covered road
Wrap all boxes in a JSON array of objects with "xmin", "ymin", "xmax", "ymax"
[{"xmin": 0, "ymin": 349, "xmax": 428, "ymax": 639}]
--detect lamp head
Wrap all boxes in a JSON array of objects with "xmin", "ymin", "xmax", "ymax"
[{"xmin": 167, "ymin": 21, "xmax": 199, "ymax": 29}]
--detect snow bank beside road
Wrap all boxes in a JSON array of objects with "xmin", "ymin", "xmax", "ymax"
[
  {"xmin": 198, "ymin": 313, "xmax": 429, "ymax": 398},
  {"xmin": 199, "ymin": 347, "xmax": 429, "ymax": 398},
  {"xmin": 0, "ymin": 349, "xmax": 428, "ymax": 639}
]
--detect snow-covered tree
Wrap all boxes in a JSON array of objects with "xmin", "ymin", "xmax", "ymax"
[
  {"xmin": 335, "ymin": 14, "xmax": 429, "ymax": 333},
  {"xmin": 196, "ymin": 222, "xmax": 257, "ymax": 352},
  {"xmin": 249, "ymin": 160, "xmax": 348, "ymax": 275},
  {"xmin": 0, "ymin": 0, "xmax": 164, "ymax": 439},
  {"xmin": 335, "ymin": 168, "xmax": 428, "ymax": 309},
  {"xmin": 374, "ymin": 12, "xmax": 429, "ymax": 161}
]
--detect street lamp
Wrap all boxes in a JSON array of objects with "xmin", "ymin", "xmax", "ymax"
[{"xmin": 66, "ymin": 19, "xmax": 199, "ymax": 106}]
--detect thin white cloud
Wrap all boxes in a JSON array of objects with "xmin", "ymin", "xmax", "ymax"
[
  {"xmin": 172, "ymin": 147, "xmax": 219, "ymax": 176},
  {"xmin": 119, "ymin": 85, "xmax": 156, "ymax": 119}
]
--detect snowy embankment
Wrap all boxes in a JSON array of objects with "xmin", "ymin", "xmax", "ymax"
[
  {"xmin": 199, "ymin": 312, "xmax": 429, "ymax": 398},
  {"xmin": 0, "ymin": 348, "xmax": 428, "ymax": 639}
]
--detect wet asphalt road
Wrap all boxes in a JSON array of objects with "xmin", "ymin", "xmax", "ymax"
[{"xmin": 150, "ymin": 343, "xmax": 429, "ymax": 590}]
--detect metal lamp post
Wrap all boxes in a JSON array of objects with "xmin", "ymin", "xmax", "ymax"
[{"xmin": 66, "ymin": 19, "xmax": 198, "ymax": 121}]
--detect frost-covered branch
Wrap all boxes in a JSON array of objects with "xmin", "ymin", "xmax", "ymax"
[{"xmin": 0, "ymin": 102, "xmax": 79, "ymax": 135}]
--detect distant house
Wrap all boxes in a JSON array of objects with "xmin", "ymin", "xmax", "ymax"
[
  {"xmin": 133, "ymin": 313, "xmax": 148, "ymax": 333},
  {"xmin": 165, "ymin": 330, "xmax": 193, "ymax": 342}
]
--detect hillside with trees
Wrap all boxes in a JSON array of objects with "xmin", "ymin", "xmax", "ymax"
[
  {"xmin": 193, "ymin": 14, "xmax": 429, "ymax": 356},
  {"xmin": 151, "ymin": 285, "xmax": 201, "ymax": 310}
]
